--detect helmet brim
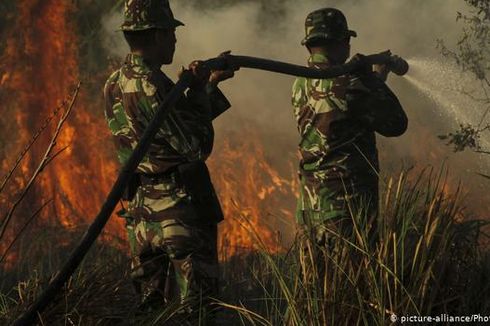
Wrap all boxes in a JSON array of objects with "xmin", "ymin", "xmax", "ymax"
[
  {"xmin": 119, "ymin": 18, "xmax": 185, "ymax": 32},
  {"xmin": 172, "ymin": 18, "xmax": 185, "ymax": 28},
  {"xmin": 301, "ymin": 29, "xmax": 357, "ymax": 46}
]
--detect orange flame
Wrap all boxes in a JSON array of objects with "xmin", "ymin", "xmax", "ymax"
[
  {"xmin": 0, "ymin": 0, "xmax": 123, "ymax": 253},
  {"xmin": 209, "ymin": 132, "xmax": 297, "ymax": 257},
  {"xmin": 0, "ymin": 1, "xmax": 296, "ymax": 263}
]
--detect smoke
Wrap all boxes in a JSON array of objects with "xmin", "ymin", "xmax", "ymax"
[{"xmin": 102, "ymin": 0, "xmax": 489, "ymax": 214}]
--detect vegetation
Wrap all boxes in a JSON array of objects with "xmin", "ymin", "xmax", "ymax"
[
  {"xmin": 1, "ymin": 170, "xmax": 489, "ymax": 325},
  {"xmin": 438, "ymin": 0, "xmax": 490, "ymax": 163},
  {"xmin": 0, "ymin": 1, "xmax": 488, "ymax": 325}
]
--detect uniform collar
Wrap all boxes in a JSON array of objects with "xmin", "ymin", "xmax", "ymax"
[
  {"xmin": 308, "ymin": 53, "xmax": 331, "ymax": 69},
  {"xmin": 125, "ymin": 53, "xmax": 148, "ymax": 68},
  {"xmin": 123, "ymin": 53, "xmax": 153, "ymax": 78}
]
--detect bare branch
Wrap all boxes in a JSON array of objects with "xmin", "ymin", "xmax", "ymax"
[
  {"xmin": 460, "ymin": 88, "xmax": 490, "ymax": 103},
  {"xmin": 475, "ymin": 150, "xmax": 490, "ymax": 155},
  {"xmin": 0, "ymin": 199, "xmax": 53, "ymax": 264},
  {"xmin": 0, "ymin": 102, "xmax": 67, "ymax": 193},
  {"xmin": 476, "ymin": 172, "xmax": 490, "ymax": 179},
  {"xmin": 0, "ymin": 83, "xmax": 81, "ymax": 242},
  {"xmin": 43, "ymin": 146, "xmax": 69, "ymax": 168}
]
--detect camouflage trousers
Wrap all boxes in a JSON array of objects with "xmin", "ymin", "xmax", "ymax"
[
  {"xmin": 291, "ymin": 188, "xmax": 379, "ymax": 325},
  {"xmin": 125, "ymin": 217, "xmax": 219, "ymax": 323},
  {"xmin": 299, "ymin": 186, "xmax": 379, "ymax": 248}
]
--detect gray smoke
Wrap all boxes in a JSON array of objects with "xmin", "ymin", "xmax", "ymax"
[{"xmin": 102, "ymin": 0, "xmax": 490, "ymax": 214}]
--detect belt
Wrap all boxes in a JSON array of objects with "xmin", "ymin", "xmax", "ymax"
[{"xmin": 138, "ymin": 166, "xmax": 181, "ymax": 185}]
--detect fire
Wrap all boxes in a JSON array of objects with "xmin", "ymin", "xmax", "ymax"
[
  {"xmin": 2, "ymin": 1, "xmax": 478, "ymax": 270},
  {"xmin": 0, "ymin": 1, "xmax": 296, "ymax": 263},
  {"xmin": 0, "ymin": 0, "xmax": 122, "ymax": 254},
  {"xmin": 209, "ymin": 129, "xmax": 297, "ymax": 257}
]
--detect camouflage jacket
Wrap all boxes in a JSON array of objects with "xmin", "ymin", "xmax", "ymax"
[
  {"xmin": 104, "ymin": 53, "xmax": 230, "ymax": 221},
  {"xmin": 291, "ymin": 53, "xmax": 407, "ymax": 223}
]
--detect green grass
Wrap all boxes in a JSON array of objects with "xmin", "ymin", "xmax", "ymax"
[{"xmin": 1, "ymin": 169, "xmax": 489, "ymax": 325}]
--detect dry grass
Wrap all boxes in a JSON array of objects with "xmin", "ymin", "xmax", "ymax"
[{"xmin": 0, "ymin": 170, "xmax": 489, "ymax": 325}]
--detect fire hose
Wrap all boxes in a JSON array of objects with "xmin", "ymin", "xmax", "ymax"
[{"xmin": 13, "ymin": 50, "xmax": 408, "ymax": 326}]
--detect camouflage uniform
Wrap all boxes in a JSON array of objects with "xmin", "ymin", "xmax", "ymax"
[
  {"xmin": 292, "ymin": 8, "xmax": 408, "ymax": 240},
  {"xmin": 290, "ymin": 10, "xmax": 408, "ymax": 316},
  {"xmin": 103, "ymin": 0, "xmax": 230, "ymax": 321}
]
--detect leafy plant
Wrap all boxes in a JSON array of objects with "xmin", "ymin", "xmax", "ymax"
[{"xmin": 438, "ymin": 0, "xmax": 490, "ymax": 159}]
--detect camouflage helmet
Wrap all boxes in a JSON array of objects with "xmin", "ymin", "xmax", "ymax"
[
  {"xmin": 301, "ymin": 8, "xmax": 356, "ymax": 46},
  {"xmin": 120, "ymin": 0, "xmax": 184, "ymax": 31}
]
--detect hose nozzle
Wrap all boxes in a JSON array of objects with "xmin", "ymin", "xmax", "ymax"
[
  {"xmin": 366, "ymin": 51, "xmax": 409, "ymax": 76},
  {"xmin": 387, "ymin": 54, "xmax": 409, "ymax": 76}
]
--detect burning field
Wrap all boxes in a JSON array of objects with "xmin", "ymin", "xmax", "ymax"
[
  {"xmin": 0, "ymin": 0, "xmax": 300, "ymax": 267},
  {"xmin": 0, "ymin": 0, "xmax": 489, "ymax": 325},
  {"xmin": 1, "ymin": 0, "xmax": 488, "ymax": 260}
]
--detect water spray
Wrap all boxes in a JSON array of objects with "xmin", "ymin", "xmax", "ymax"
[
  {"xmin": 14, "ymin": 50, "xmax": 409, "ymax": 326},
  {"xmin": 403, "ymin": 57, "xmax": 490, "ymax": 151}
]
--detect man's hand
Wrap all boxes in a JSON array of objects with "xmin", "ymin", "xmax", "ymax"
[
  {"xmin": 183, "ymin": 52, "xmax": 238, "ymax": 90},
  {"xmin": 347, "ymin": 53, "xmax": 372, "ymax": 76},
  {"xmin": 187, "ymin": 60, "xmax": 211, "ymax": 90},
  {"xmin": 373, "ymin": 63, "xmax": 389, "ymax": 82},
  {"xmin": 209, "ymin": 70, "xmax": 235, "ymax": 86},
  {"xmin": 208, "ymin": 51, "xmax": 239, "ymax": 87}
]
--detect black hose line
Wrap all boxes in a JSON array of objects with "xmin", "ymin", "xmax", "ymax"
[
  {"xmin": 13, "ymin": 51, "xmax": 408, "ymax": 326},
  {"xmin": 205, "ymin": 51, "xmax": 408, "ymax": 77}
]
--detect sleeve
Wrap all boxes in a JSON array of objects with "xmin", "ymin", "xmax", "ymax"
[
  {"xmin": 104, "ymin": 72, "xmax": 136, "ymax": 165},
  {"xmin": 176, "ymin": 87, "xmax": 215, "ymax": 158},
  {"xmin": 291, "ymin": 77, "xmax": 309, "ymax": 132},
  {"xmin": 205, "ymin": 84, "xmax": 231, "ymax": 120},
  {"xmin": 346, "ymin": 74, "xmax": 408, "ymax": 137},
  {"xmin": 291, "ymin": 77, "xmax": 308, "ymax": 112}
]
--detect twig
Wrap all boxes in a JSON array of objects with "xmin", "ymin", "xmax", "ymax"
[
  {"xmin": 43, "ymin": 146, "xmax": 69, "ymax": 168},
  {"xmin": 0, "ymin": 102, "xmax": 67, "ymax": 194},
  {"xmin": 0, "ymin": 83, "xmax": 81, "ymax": 242},
  {"xmin": 0, "ymin": 199, "xmax": 53, "ymax": 264},
  {"xmin": 476, "ymin": 172, "xmax": 490, "ymax": 180},
  {"xmin": 476, "ymin": 80, "xmax": 490, "ymax": 129},
  {"xmin": 460, "ymin": 88, "xmax": 490, "ymax": 103}
]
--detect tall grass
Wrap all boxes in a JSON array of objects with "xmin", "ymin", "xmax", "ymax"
[
  {"xmin": 1, "ymin": 169, "xmax": 489, "ymax": 325},
  {"xmin": 219, "ymin": 169, "xmax": 490, "ymax": 325},
  {"xmin": 0, "ymin": 226, "xmax": 134, "ymax": 325}
]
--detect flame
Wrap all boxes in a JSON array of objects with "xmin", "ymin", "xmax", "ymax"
[
  {"xmin": 1, "ymin": 1, "xmax": 479, "ymax": 269},
  {"xmin": 0, "ymin": 1, "xmax": 296, "ymax": 263},
  {"xmin": 0, "ymin": 0, "xmax": 123, "ymax": 258},
  {"xmin": 209, "ymin": 129, "xmax": 297, "ymax": 257}
]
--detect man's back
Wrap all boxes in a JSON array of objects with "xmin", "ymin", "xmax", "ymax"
[
  {"xmin": 104, "ymin": 53, "xmax": 219, "ymax": 222},
  {"xmin": 101, "ymin": 1, "xmax": 237, "ymax": 322},
  {"xmin": 292, "ymin": 52, "xmax": 407, "ymax": 223},
  {"xmin": 104, "ymin": 53, "xmax": 214, "ymax": 174}
]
